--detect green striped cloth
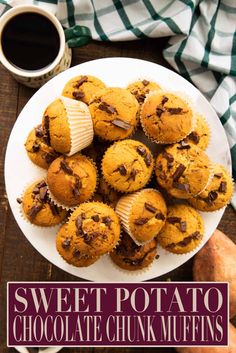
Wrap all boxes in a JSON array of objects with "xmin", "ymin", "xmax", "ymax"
[{"xmin": 1, "ymin": 0, "xmax": 235, "ymax": 206}]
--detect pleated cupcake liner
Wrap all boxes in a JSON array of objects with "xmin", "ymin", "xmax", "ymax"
[
  {"xmin": 60, "ymin": 96, "xmax": 94, "ymax": 156},
  {"xmin": 19, "ymin": 178, "xmax": 66, "ymax": 228},
  {"xmin": 140, "ymin": 89, "xmax": 197, "ymax": 145},
  {"xmin": 115, "ymin": 188, "xmax": 165, "ymax": 246}
]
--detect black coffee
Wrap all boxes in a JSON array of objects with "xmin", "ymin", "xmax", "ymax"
[{"xmin": 1, "ymin": 12, "xmax": 60, "ymax": 70}]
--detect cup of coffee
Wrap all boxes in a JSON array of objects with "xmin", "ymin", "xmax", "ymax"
[{"xmin": 0, "ymin": 5, "xmax": 72, "ymax": 88}]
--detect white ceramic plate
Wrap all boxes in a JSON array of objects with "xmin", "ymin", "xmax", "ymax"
[{"xmin": 4, "ymin": 57, "xmax": 232, "ymax": 282}]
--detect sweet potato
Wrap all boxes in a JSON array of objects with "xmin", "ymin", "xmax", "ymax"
[
  {"xmin": 175, "ymin": 322, "xmax": 236, "ymax": 352},
  {"xmin": 193, "ymin": 229, "xmax": 236, "ymax": 318}
]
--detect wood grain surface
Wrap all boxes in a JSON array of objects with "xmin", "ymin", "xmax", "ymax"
[{"xmin": 0, "ymin": 38, "xmax": 235, "ymax": 353}]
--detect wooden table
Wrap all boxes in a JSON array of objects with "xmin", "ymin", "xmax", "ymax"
[{"xmin": 0, "ymin": 38, "xmax": 235, "ymax": 353}]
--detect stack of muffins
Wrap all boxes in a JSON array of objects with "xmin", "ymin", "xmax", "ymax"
[{"xmin": 20, "ymin": 74, "xmax": 233, "ymax": 272}]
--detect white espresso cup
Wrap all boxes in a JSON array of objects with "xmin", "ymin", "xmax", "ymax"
[{"xmin": 0, "ymin": 5, "xmax": 72, "ymax": 88}]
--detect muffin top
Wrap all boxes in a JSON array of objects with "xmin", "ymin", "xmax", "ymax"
[
  {"xmin": 25, "ymin": 125, "xmax": 60, "ymax": 169},
  {"xmin": 158, "ymin": 204, "xmax": 204, "ymax": 254},
  {"xmin": 140, "ymin": 91, "xmax": 194, "ymax": 143},
  {"xmin": 66, "ymin": 202, "xmax": 120, "ymax": 257},
  {"xmin": 155, "ymin": 143, "xmax": 211, "ymax": 199},
  {"xmin": 184, "ymin": 113, "xmax": 210, "ymax": 150},
  {"xmin": 42, "ymin": 98, "xmax": 71, "ymax": 154},
  {"xmin": 62, "ymin": 75, "xmax": 106, "ymax": 104},
  {"xmin": 47, "ymin": 153, "xmax": 97, "ymax": 207},
  {"xmin": 116, "ymin": 188, "xmax": 167, "ymax": 244},
  {"xmin": 93, "ymin": 178, "xmax": 121, "ymax": 208},
  {"xmin": 127, "ymin": 79, "xmax": 161, "ymax": 106},
  {"xmin": 188, "ymin": 164, "xmax": 233, "ymax": 211},
  {"xmin": 20, "ymin": 180, "xmax": 67, "ymax": 226},
  {"xmin": 110, "ymin": 232, "xmax": 158, "ymax": 271},
  {"xmin": 89, "ymin": 87, "xmax": 139, "ymax": 141},
  {"xmin": 56, "ymin": 223, "xmax": 99, "ymax": 267},
  {"xmin": 102, "ymin": 139, "xmax": 154, "ymax": 193}
]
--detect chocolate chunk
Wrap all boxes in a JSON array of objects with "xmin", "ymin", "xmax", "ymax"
[
  {"xmin": 166, "ymin": 243, "xmax": 176, "ymax": 250},
  {"xmin": 206, "ymin": 191, "xmax": 218, "ymax": 204},
  {"xmin": 161, "ymin": 96, "xmax": 169, "ymax": 105},
  {"xmin": 32, "ymin": 142, "xmax": 40, "ymax": 152},
  {"xmin": 142, "ymin": 79, "xmax": 149, "ymax": 86},
  {"xmin": 188, "ymin": 131, "xmax": 200, "ymax": 144},
  {"xmin": 73, "ymin": 91, "xmax": 85, "ymax": 100},
  {"xmin": 102, "ymin": 216, "xmax": 112, "ymax": 228},
  {"xmin": 137, "ymin": 146, "xmax": 146, "ymax": 156},
  {"xmin": 28, "ymin": 205, "xmax": 43, "ymax": 219},
  {"xmin": 16, "ymin": 198, "xmax": 22, "ymax": 204},
  {"xmin": 155, "ymin": 212, "xmax": 165, "ymax": 220},
  {"xmin": 99, "ymin": 102, "xmax": 117, "ymax": 114},
  {"xmin": 84, "ymin": 232, "xmax": 98, "ymax": 244},
  {"xmin": 156, "ymin": 163, "xmax": 163, "ymax": 172},
  {"xmin": 162, "ymin": 151, "xmax": 174, "ymax": 163},
  {"xmin": 35, "ymin": 125, "xmax": 44, "ymax": 138},
  {"xmin": 167, "ymin": 216, "xmax": 182, "ymax": 224},
  {"xmin": 62, "ymin": 237, "xmax": 71, "ymax": 248},
  {"xmin": 156, "ymin": 107, "xmax": 164, "ymax": 117},
  {"xmin": 175, "ymin": 232, "xmax": 201, "ymax": 247},
  {"xmin": 172, "ymin": 164, "xmax": 186, "ymax": 181},
  {"xmin": 112, "ymin": 119, "xmax": 131, "ymax": 130},
  {"xmin": 214, "ymin": 173, "xmax": 223, "ymax": 179},
  {"xmin": 114, "ymin": 164, "xmax": 127, "ymax": 176},
  {"xmin": 43, "ymin": 115, "xmax": 50, "ymax": 145},
  {"xmin": 92, "ymin": 215, "xmax": 100, "ymax": 222},
  {"xmin": 32, "ymin": 187, "xmax": 40, "ymax": 195},
  {"xmin": 73, "ymin": 249, "xmax": 81, "ymax": 257},
  {"xmin": 177, "ymin": 141, "xmax": 191, "ymax": 150},
  {"xmin": 190, "ymin": 231, "xmax": 201, "ymax": 240},
  {"xmin": 136, "ymin": 93, "xmax": 146, "ymax": 102},
  {"xmin": 74, "ymin": 75, "xmax": 88, "ymax": 88},
  {"xmin": 39, "ymin": 186, "xmax": 47, "ymax": 202},
  {"xmin": 44, "ymin": 152, "xmax": 58, "ymax": 165},
  {"xmin": 60, "ymin": 160, "xmax": 73, "ymax": 175},
  {"xmin": 49, "ymin": 202, "xmax": 59, "ymax": 215},
  {"xmin": 145, "ymin": 202, "xmax": 157, "ymax": 213},
  {"xmin": 144, "ymin": 153, "xmax": 152, "ymax": 167},
  {"xmin": 81, "ymin": 212, "xmax": 86, "ymax": 219},
  {"xmin": 37, "ymin": 180, "xmax": 47, "ymax": 188},
  {"xmin": 218, "ymin": 181, "xmax": 227, "ymax": 193},
  {"xmin": 167, "ymin": 107, "xmax": 183, "ymax": 115},
  {"xmin": 134, "ymin": 217, "xmax": 149, "ymax": 225},
  {"xmin": 72, "ymin": 177, "xmax": 82, "ymax": 197},
  {"xmin": 75, "ymin": 215, "xmax": 83, "ymax": 234},
  {"xmin": 173, "ymin": 182, "xmax": 190, "ymax": 192},
  {"xmin": 128, "ymin": 168, "xmax": 137, "ymax": 181},
  {"xmin": 155, "ymin": 254, "xmax": 160, "ymax": 260},
  {"xmin": 180, "ymin": 221, "xmax": 187, "ymax": 232}
]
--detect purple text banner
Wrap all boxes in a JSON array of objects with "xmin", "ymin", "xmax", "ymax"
[{"xmin": 8, "ymin": 282, "xmax": 228, "ymax": 347}]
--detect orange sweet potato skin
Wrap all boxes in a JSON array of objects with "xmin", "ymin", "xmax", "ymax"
[
  {"xmin": 175, "ymin": 322, "xmax": 236, "ymax": 353},
  {"xmin": 193, "ymin": 229, "xmax": 236, "ymax": 318}
]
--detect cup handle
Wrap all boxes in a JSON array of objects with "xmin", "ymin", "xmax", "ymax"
[{"xmin": 64, "ymin": 25, "xmax": 92, "ymax": 48}]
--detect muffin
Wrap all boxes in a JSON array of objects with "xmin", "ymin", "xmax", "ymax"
[
  {"xmin": 158, "ymin": 204, "xmax": 204, "ymax": 254},
  {"xmin": 89, "ymin": 87, "xmax": 139, "ymax": 141},
  {"xmin": 62, "ymin": 75, "xmax": 106, "ymax": 104},
  {"xmin": 188, "ymin": 164, "xmax": 233, "ymax": 211},
  {"xmin": 140, "ymin": 91, "xmax": 194, "ymax": 143},
  {"xmin": 25, "ymin": 125, "xmax": 60, "ymax": 169},
  {"xmin": 155, "ymin": 144, "xmax": 212, "ymax": 199},
  {"xmin": 47, "ymin": 154, "xmax": 97, "ymax": 207},
  {"xmin": 110, "ymin": 232, "xmax": 158, "ymax": 271},
  {"xmin": 184, "ymin": 113, "xmax": 210, "ymax": 150},
  {"xmin": 92, "ymin": 178, "xmax": 121, "ymax": 208},
  {"xmin": 20, "ymin": 180, "xmax": 67, "ymax": 226},
  {"xmin": 102, "ymin": 139, "xmax": 154, "ymax": 193},
  {"xmin": 66, "ymin": 202, "xmax": 121, "ymax": 257},
  {"xmin": 56, "ymin": 223, "xmax": 99, "ymax": 267},
  {"xmin": 127, "ymin": 79, "xmax": 161, "ymax": 107},
  {"xmin": 42, "ymin": 96, "xmax": 93, "ymax": 155},
  {"xmin": 116, "ymin": 188, "xmax": 167, "ymax": 244}
]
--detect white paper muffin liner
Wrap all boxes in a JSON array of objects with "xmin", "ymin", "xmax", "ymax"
[
  {"xmin": 19, "ymin": 178, "xmax": 66, "ymax": 228},
  {"xmin": 115, "ymin": 188, "xmax": 164, "ymax": 246},
  {"xmin": 60, "ymin": 96, "xmax": 94, "ymax": 156},
  {"xmin": 140, "ymin": 89, "xmax": 197, "ymax": 144}
]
